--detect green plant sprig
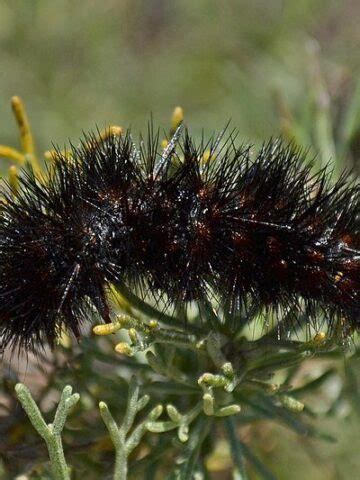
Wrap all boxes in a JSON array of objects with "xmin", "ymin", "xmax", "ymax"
[
  {"xmin": 15, "ymin": 384, "xmax": 79, "ymax": 480},
  {"xmin": 99, "ymin": 376, "xmax": 163, "ymax": 480}
]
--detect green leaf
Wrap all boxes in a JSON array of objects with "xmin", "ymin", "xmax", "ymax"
[
  {"xmin": 224, "ymin": 417, "xmax": 249, "ymax": 480},
  {"xmin": 290, "ymin": 369, "xmax": 335, "ymax": 395},
  {"xmin": 172, "ymin": 417, "xmax": 212, "ymax": 480},
  {"xmin": 240, "ymin": 441, "xmax": 277, "ymax": 480}
]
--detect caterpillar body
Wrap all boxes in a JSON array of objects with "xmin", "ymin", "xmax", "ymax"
[{"xmin": 0, "ymin": 126, "xmax": 359, "ymax": 351}]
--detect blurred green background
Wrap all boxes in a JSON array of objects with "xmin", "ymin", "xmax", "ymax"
[
  {"xmin": 1, "ymin": 0, "xmax": 360, "ymax": 157},
  {"xmin": 0, "ymin": 1, "xmax": 359, "ymax": 479}
]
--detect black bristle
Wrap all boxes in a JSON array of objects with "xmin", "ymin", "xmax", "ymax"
[{"xmin": 0, "ymin": 127, "xmax": 359, "ymax": 351}]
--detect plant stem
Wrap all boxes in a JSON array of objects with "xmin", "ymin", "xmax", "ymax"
[
  {"xmin": 47, "ymin": 431, "xmax": 70, "ymax": 480},
  {"xmin": 15, "ymin": 384, "xmax": 79, "ymax": 480},
  {"xmin": 99, "ymin": 401, "xmax": 126, "ymax": 480},
  {"xmin": 115, "ymin": 446, "xmax": 128, "ymax": 480},
  {"xmin": 99, "ymin": 377, "xmax": 162, "ymax": 480}
]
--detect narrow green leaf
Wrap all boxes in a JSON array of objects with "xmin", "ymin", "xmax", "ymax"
[
  {"xmin": 240, "ymin": 441, "xmax": 277, "ymax": 480},
  {"xmin": 224, "ymin": 417, "xmax": 248, "ymax": 480}
]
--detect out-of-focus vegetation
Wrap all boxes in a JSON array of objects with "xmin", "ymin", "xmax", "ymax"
[
  {"xmin": 0, "ymin": 1, "xmax": 359, "ymax": 155},
  {"xmin": 0, "ymin": 1, "xmax": 359, "ymax": 479}
]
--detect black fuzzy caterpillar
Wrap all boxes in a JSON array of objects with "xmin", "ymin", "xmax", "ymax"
[{"xmin": 0, "ymin": 126, "xmax": 359, "ymax": 351}]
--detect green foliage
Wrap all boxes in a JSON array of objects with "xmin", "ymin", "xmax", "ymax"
[
  {"xmin": 0, "ymin": 2, "xmax": 360, "ymax": 479},
  {"xmin": 1, "ymin": 1, "xmax": 360, "ymax": 154},
  {"xmin": 2, "ymin": 286, "xmax": 358, "ymax": 479}
]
